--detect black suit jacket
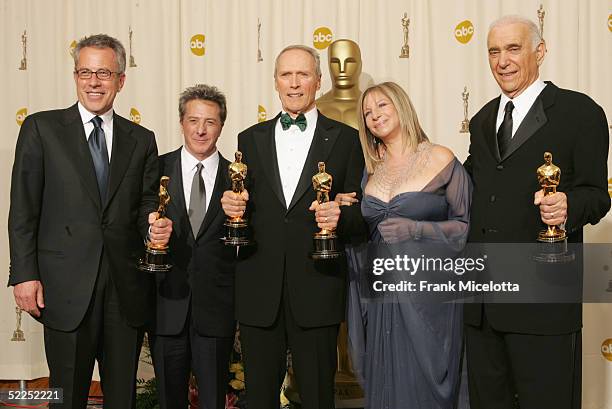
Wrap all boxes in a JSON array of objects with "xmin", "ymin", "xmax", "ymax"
[
  {"xmin": 235, "ymin": 112, "xmax": 366, "ymax": 328},
  {"xmin": 153, "ymin": 148, "xmax": 235, "ymax": 338},
  {"xmin": 464, "ymin": 82, "xmax": 610, "ymax": 334},
  {"xmin": 8, "ymin": 103, "xmax": 159, "ymax": 331}
]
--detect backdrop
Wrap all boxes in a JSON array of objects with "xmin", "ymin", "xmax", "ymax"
[{"xmin": 1, "ymin": 0, "xmax": 611, "ymax": 407}]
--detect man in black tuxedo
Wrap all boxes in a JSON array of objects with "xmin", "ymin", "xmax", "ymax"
[
  {"xmin": 8, "ymin": 34, "xmax": 172, "ymax": 409},
  {"xmin": 464, "ymin": 16, "xmax": 610, "ymax": 409},
  {"xmin": 150, "ymin": 84, "xmax": 235, "ymax": 409},
  {"xmin": 221, "ymin": 45, "xmax": 365, "ymax": 409}
]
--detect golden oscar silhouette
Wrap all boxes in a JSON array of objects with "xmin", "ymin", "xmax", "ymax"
[{"xmin": 309, "ymin": 41, "xmax": 365, "ymax": 404}]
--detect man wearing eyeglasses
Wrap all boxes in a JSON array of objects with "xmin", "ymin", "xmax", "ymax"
[{"xmin": 8, "ymin": 34, "xmax": 172, "ymax": 408}]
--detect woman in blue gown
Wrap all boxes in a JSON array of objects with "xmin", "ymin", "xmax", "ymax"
[{"xmin": 337, "ymin": 82, "xmax": 472, "ymax": 409}]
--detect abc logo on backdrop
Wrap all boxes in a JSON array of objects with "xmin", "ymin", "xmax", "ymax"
[
  {"xmin": 313, "ymin": 27, "xmax": 333, "ymax": 49},
  {"xmin": 601, "ymin": 339, "xmax": 612, "ymax": 361},
  {"xmin": 130, "ymin": 108, "xmax": 141, "ymax": 124},
  {"xmin": 69, "ymin": 40, "xmax": 77, "ymax": 58},
  {"xmin": 257, "ymin": 105, "xmax": 267, "ymax": 123},
  {"xmin": 16, "ymin": 108, "xmax": 28, "ymax": 126},
  {"xmin": 190, "ymin": 34, "xmax": 206, "ymax": 56},
  {"xmin": 455, "ymin": 20, "xmax": 474, "ymax": 44}
]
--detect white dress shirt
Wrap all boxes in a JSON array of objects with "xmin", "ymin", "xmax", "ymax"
[
  {"xmin": 181, "ymin": 147, "xmax": 219, "ymax": 214},
  {"xmin": 275, "ymin": 107, "xmax": 318, "ymax": 206},
  {"xmin": 496, "ymin": 79, "xmax": 546, "ymax": 138},
  {"xmin": 78, "ymin": 102, "xmax": 114, "ymax": 161}
]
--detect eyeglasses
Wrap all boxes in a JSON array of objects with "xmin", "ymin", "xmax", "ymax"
[{"xmin": 74, "ymin": 68, "xmax": 121, "ymax": 80}]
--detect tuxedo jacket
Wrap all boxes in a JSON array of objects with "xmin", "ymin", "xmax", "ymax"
[
  {"xmin": 464, "ymin": 82, "xmax": 610, "ymax": 334},
  {"xmin": 8, "ymin": 103, "xmax": 159, "ymax": 331},
  {"xmin": 235, "ymin": 112, "xmax": 366, "ymax": 328},
  {"xmin": 152, "ymin": 148, "xmax": 235, "ymax": 338}
]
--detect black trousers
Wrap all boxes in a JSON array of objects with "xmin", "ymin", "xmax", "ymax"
[
  {"xmin": 44, "ymin": 255, "xmax": 143, "ymax": 409},
  {"xmin": 239, "ymin": 281, "xmax": 339, "ymax": 409},
  {"xmin": 150, "ymin": 310, "xmax": 233, "ymax": 409},
  {"xmin": 466, "ymin": 310, "xmax": 581, "ymax": 409}
]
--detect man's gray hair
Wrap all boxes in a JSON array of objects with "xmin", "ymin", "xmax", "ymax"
[
  {"xmin": 178, "ymin": 84, "xmax": 227, "ymax": 124},
  {"xmin": 489, "ymin": 15, "xmax": 543, "ymax": 50},
  {"xmin": 74, "ymin": 34, "xmax": 126, "ymax": 73},
  {"xmin": 274, "ymin": 45, "xmax": 322, "ymax": 78}
]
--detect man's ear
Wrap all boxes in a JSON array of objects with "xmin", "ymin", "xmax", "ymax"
[{"xmin": 535, "ymin": 41, "xmax": 547, "ymax": 66}]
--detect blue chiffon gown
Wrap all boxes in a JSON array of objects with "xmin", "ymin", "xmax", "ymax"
[{"xmin": 347, "ymin": 158, "xmax": 472, "ymax": 409}]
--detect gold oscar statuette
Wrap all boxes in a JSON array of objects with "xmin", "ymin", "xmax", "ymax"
[
  {"xmin": 257, "ymin": 18, "xmax": 263, "ymax": 62},
  {"xmin": 19, "ymin": 30, "xmax": 27, "ymax": 71},
  {"xmin": 399, "ymin": 12, "xmax": 410, "ymax": 58},
  {"xmin": 11, "ymin": 307, "xmax": 25, "ymax": 342},
  {"xmin": 138, "ymin": 176, "xmax": 172, "ymax": 272},
  {"xmin": 533, "ymin": 152, "xmax": 574, "ymax": 263},
  {"xmin": 460, "ymin": 86, "xmax": 470, "ymax": 133},
  {"xmin": 537, "ymin": 4, "xmax": 546, "ymax": 40},
  {"xmin": 310, "ymin": 162, "xmax": 340, "ymax": 260},
  {"xmin": 222, "ymin": 151, "xmax": 254, "ymax": 246},
  {"xmin": 129, "ymin": 26, "xmax": 137, "ymax": 67},
  {"xmin": 536, "ymin": 152, "xmax": 565, "ymax": 242}
]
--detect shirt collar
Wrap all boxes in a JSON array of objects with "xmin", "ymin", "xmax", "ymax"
[
  {"xmin": 77, "ymin": 102, "xmax": 114, "ymax": 125},
  {"xmin": 181, "ymin": 146, "xmax": 219, "ymax": 174},
  {"xmin": 499, "ymin": 79, "xmax": 546, "ymax": 114}
]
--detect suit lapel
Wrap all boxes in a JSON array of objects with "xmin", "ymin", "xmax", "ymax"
[
  {"xmin": 501, "ymin": 85, "xmax": 553, "ymax": 161},
  {"xmin": 253, "ymin": 113, "xmax": 286, "ymax": 208},
  {"xmin": 105, "ymin": 114, "xmax": 137, "ymax": 210},
  {"xmin": 483, "ymin": 98, "xmax": 502, "ymax": 162},
  {"xmin": 287, "ymin": 113, "xmax": 340, "ymax": 213},
  {"xmin": 196, "ymin": 155, "xmax": 228, "ymax": 240},
  {"xmin": 164, "ymin": 149, "xmax": 189, "ymax": 239},
  {"xmin": 60, "ymin": 104, "xmax": 102, "ymax": 210}
]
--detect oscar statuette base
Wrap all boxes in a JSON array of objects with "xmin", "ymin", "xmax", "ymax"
[
  {"xmin": 222, "ymin": 218, "xmax": 253, "ymax": 246},
  {"xmin": 11, "ymin": 330, "xmax": 25, "ymax": 342},
  {"xmin": 138, "ymin": 246, "xmax": 172, "ymax": 272},
  {"xmin": 533, "ymin": 226, "xmax": 575, "ymax": 263},
  {"xmin": 310, "ymin": 231, "xmax": 340, "ymax": 260}
]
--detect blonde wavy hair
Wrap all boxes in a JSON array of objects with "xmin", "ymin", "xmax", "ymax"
[{"xmin": 357, "ymin": 81, "xmax": 428, "ymax": 174}]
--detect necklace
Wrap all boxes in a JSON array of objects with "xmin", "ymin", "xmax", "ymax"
[{"xmin": 370, "ymin": 142, "xmax": 432, "ymax": 198}]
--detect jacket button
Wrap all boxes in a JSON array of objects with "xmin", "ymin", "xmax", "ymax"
[
  {"xmin": 496, "ymin": 164, "xmax": 504, "ymax": 170},
  {"xmin": 489, "ymin": 195, "xmax": 496, "ymax": 202}
]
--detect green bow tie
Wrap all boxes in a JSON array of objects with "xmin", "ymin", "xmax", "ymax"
[{"xmin": 280, "ymin": 113, "xmax": 307, "ymax": 131}]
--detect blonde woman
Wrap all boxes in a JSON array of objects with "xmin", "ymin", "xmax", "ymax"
[{"xmin": 339, "ymin": 82, "xmax": 472, "ymax": 408}]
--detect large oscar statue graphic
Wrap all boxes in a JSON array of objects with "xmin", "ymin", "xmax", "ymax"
[
  {"xmin": 138, "ymin": 176, "xmax": 172, "ymax": 272},
  {"xmin": 315, "ymin": 39, "xmax": 362, "ymax": 129},
  {"xmin": 285, "ymin": 39, "xmax": 364, "ymax": 407}
]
